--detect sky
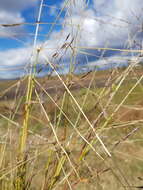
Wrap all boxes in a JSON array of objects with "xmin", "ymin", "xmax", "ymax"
[{"xmin": 0, "ymin": 0, "xmax": 143, "ymax": 79}]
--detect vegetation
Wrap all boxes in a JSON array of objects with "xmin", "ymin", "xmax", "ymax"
[
  {"xmin": 0, "ymin": 66, "xmax": 143, "ymax": 189},
  {"xmin": 1, "ymin": 0, "xmax": 143, "ymax": 189}
]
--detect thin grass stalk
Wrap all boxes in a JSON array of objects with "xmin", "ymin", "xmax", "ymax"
[
  {"xmin": 34, "ymin": 78, "xmax": 105, "ymax": 160},
  {"xmin": 42, "ymin": 54, "xmax": 111, "ymax": 157},
  {"xmin": 35, "ymin": 89, "xmax": 81, "ymax": 181},
  {"xmin": 15, "ymin": 0, "xmax": 44, "ymax": 188}
]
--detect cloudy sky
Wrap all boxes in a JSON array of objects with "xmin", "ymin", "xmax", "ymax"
[{"xmin": 0, "ymin": 0, "xmax": 143, "ymax": 79}]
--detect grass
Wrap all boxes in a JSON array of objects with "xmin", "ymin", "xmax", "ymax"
[
  {"xmin": 1, "ymin": 0, "xmax": 143, "ymax": 188},
  {"xmin": 0, "ymin": 66, "xmax": 143, "ymax": 189}
]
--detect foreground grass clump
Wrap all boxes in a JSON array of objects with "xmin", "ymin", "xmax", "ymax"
[{"xmin": 0, "ymin": 67, "xmax": 143, "ymax": 189}]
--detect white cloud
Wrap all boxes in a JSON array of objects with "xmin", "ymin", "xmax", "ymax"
[
  {"xmin": 92, "ymin": 0, "xmax": 143, "ymax": 45},
  {"xmin": 0, "ymin": 0, "xmax": 38, "ymax": 38},
  {"xmin": 60, "ymin": 0, "xmax": 143, "ymax": 49},
  {"xmin": 66, "ymin": 0, "xmax": 87, "ymax": 15},
  {"xmin": 1, "ymin": 0, "xmax": 143, "ymax": 79},
  {"xmin": 0, "ymin": 46, "xmax": 32, "ymax": 79},
  {"xmin": 0, "ymin": 11, "xmax": 25, "ymax": 37},
  {"xmin": 87, "ymin": 55, "xmax": 142, "ymax": 70},
  {"xmin": 0, "ymin": 47, "xmax": 32, "ymax": 66},
  {"xmin": 0, "ymin": 11, "xmax": 24, "ymax": 24}
]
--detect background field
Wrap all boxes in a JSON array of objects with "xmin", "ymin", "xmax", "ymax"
[{"xmin": 0, "ymin": 66, "xmax": 143, "ymax": 189}]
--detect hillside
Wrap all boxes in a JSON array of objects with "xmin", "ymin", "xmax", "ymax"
[{"xmin": 0, "ymin": 67, "xmax": 143, "ymax": 189}]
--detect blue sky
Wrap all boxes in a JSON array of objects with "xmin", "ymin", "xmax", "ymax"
[
  {"xmin": 0, "ymin": 0, "xmax": 63, "ymax": 49},
  {"xmin": 0, "ymin": 0, "xmax": 143, "ymax": 79}
]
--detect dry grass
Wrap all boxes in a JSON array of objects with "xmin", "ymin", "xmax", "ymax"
[
  {"xmin": 0, "ymin": 66, "xmax": 143, "ymax": 189},
  {"xmin": 1, "ymin": 0, "xmax": 143, "ymax": 189}
]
